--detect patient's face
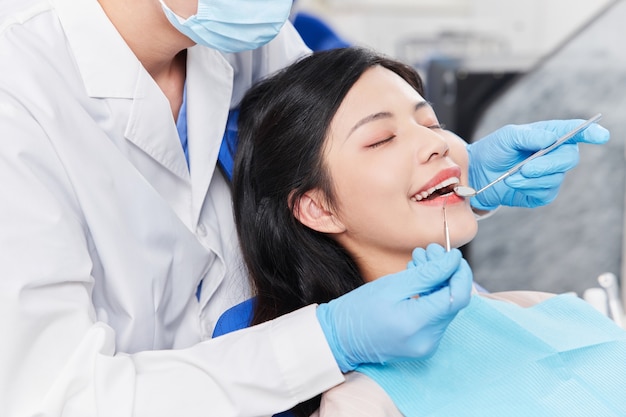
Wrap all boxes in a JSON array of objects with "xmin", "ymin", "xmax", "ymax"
[{"xmin": 323, "ymin": 65, "xmax": 478, "ymax": 281}]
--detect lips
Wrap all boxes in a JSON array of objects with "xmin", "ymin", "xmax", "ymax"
[{"xmin": 411, "ymin": 166, "xmax": 462, "ymax": 202}]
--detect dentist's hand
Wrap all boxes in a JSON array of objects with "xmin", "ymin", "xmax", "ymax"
[
  {"xmin": 316, "ymin": 244, "xmax": 472, "ymax": 373},
  {"xmin": 467, "ymin": 119, "xmax": 610, "ymax": 210}
]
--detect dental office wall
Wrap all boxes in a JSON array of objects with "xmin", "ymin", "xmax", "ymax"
[
  {"xmin": 296, "ymin": 0, "xmax": 625, "ymax": 298},
  {"xmin": 295, "ymin": 0, "xmax": 612, "ymax": 71}
]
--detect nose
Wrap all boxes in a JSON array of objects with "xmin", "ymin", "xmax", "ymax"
[{"xmin": 416, "ymin": 128, "xmax": 449, "ymax": 163}]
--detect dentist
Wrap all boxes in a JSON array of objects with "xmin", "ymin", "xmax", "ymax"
[{"xmin": 0, "ymin": 0, "xmax": 609, "ymax": 416}]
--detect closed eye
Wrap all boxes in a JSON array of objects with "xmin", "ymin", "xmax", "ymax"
[
  {"xmin": 368, "ymin": 136, "xmax": 395, "ymax": 149},
  {"xmin": 428, "ymin": 123, "xmax": 446, "ymax": 130}
]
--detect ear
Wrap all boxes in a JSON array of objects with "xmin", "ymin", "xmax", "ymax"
[{"xmin": 292, "ymin": 189, "xmax": 346, "ymax": 234}]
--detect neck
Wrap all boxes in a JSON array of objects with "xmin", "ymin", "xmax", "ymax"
[{"xmin": 97, "ymin": 0, "xmax": 195, "ymax": 81}]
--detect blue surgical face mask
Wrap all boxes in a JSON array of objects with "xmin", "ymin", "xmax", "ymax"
[{"xmin": 160, "ymin": 0, "xmax": 293, "ymax": 53}]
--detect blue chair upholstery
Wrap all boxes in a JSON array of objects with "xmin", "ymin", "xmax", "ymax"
[
  {"xmin": 292, "ymin": 12, "xmax": 350, "ymax": 52},
  {"xmin": 212, "ymin": 297, "xmax": 255, "ymax": 338}
]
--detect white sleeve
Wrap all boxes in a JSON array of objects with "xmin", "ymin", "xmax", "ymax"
[
  {"xmin": 133, "ymin": 306, "xmax": 345, "ymax": 417},
  {"xmin": 316, "ymin": 372, "xmax": 403, "ymax": 417}
]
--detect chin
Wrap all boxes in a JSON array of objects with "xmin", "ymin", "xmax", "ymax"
[{"xmin": 454, "ymin": 219, "xmax": 479, "ymax": 248}]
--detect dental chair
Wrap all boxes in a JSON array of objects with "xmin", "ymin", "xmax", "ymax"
[{"xmin": 583, "ymin": 272, "xmax": 625, "ymax": 329}]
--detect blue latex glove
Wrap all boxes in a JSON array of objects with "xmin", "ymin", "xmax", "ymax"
[
  {"xmin": 316, "ymin": 244, "xmax": 473, "ymax": 373},
  {"xmin": 467, "ymin": 119, "xmax": 610, "ymax": 210}
]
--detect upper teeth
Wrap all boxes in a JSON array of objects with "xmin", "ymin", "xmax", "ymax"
[{"xmin": 411, "ymin": 177, "xmax": 460, "ymax": 201}]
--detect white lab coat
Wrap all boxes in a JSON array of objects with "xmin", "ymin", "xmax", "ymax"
[{"xmin": 0, "ymin": 0, "xmax": 343, "ymax": 416}]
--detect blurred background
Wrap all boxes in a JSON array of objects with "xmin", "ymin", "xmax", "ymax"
[{"xmin": 292, "ymin": 0, "xmax": 626, "ymax": 304}]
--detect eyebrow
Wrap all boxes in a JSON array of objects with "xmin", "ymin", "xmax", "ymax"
[{"xmin": 347, "ymin": 100, "xmax": 432, "ymax": 139}]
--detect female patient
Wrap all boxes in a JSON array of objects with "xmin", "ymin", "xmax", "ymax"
[{"xmin": 223, "ymin": 47, "xmax": 626, "ymax": 417}]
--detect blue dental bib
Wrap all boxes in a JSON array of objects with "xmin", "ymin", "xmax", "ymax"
[{"xmin": 357, "ymin": 294, "xmax": 626, "ymax": 416}]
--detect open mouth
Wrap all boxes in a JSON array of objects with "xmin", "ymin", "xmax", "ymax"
[{"xmin": 411, "ymin": 177, "xmax": 459, "ymax": 202}]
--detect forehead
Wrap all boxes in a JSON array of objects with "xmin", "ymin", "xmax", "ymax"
[
  {"xmin": 346, "ymin": 65, "xmax": 421, "ymax": 102},
  {"xmin": 330, "ymin": 66, "xmax": 425, "ymax": 130}
]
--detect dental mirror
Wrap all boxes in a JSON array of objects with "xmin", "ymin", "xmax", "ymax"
[{"xmin": 454, "ymin": 113, "xmax": 602, "ymax": 198}]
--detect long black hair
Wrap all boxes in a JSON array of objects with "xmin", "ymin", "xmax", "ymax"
[{"xmin": 232, "ymin": 47, "xmax": 425, "ymax": 416}]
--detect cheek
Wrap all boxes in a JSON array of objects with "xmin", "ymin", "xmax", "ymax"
[
  {"xmin": 332, "ymin": 170, "xmax": 385, "ymax": 219},
  {"xmin": 330, "ymin": 165, "xmax": 409, "ymax": 234},
  {"xmin": 331, "ymin": 153, "xmax": 402, "ymax": 205}
]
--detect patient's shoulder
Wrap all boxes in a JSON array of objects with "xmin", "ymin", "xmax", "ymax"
[
  {"xmin": 480, "ymin": 290, "xmax": 555, "ymax": 307},
  {"xmin": 316, "ymin": 371, "xmax": 403, "ymax": 417}
]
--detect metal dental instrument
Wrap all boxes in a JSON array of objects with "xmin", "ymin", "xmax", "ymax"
[
  {"xmin": 442, "ymin": 195, "xmax": 453, "ymax": 307},
  {"xmin": 417, "ymin": 197, "xmax": 453, "ymax": 302},
  {"xmin": 454, "ymin": 113, "xmax": 603, "ymax": 198},
  {"xmin": 442, "ymin": 195, "xmax": 451, "ymax": 252}
]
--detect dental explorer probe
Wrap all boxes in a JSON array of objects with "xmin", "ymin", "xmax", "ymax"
[
  {"xmin": 442, "ymin": 195, "xmax": 453, "ymax": 307},
  {"xmin": 453, "ymin": 113, "xmax": 603, "ymax": 198},
  {"xmin": 442, "ymin": 195, "xmax": 451, "ymax": 252}
]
